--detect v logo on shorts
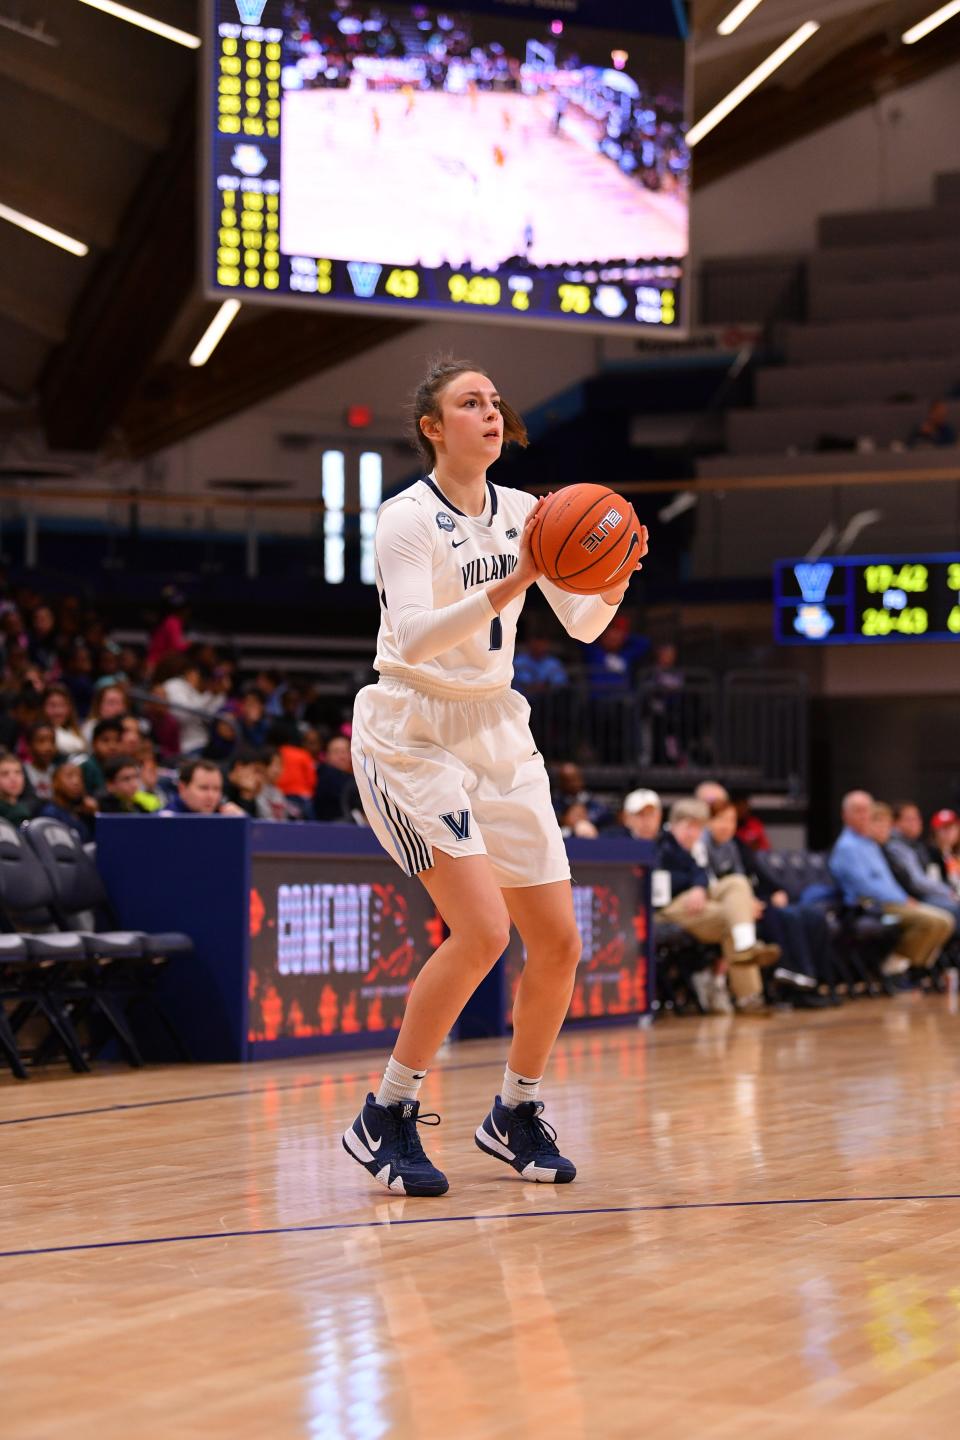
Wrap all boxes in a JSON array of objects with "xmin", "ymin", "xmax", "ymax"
[{"xmin": 439, "ymin": 809, "xmax": 472, "ymax": 841}]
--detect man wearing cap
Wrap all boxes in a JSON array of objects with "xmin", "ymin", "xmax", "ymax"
[
  {"xmin": 619, "ymin": 788, "xmax": 662, "ymax": 842},
  {"xmin": 886, "ymin": 802, "xmax": 960, "ymax": 925},
  {"xmin": 830, "ymin": 790, "xmax": 955, "ymax": 972}
]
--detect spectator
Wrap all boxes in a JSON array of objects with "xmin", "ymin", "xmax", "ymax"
[
  {"xmin": 224, "ymin": 748, "xmax": 263, "ymax": 818},
  {"xmin": 81, "ymin": 681, "xmax": 128, "ymax": 744},
  {"xmin": 27, "ymin": 604, "xmax": 59, "ymax": 673},
  {"xmin": 164, "ymin": 758, "xmax": 245, "ymax": 817},
  {"xmin": 271, "ymin": 723, "xmax": 317, "ymax": 816},
  {"xmin": 147, "ymin": 585, "xmax": 190, "ymax": 672},
  {"xmin": 908, "ymin": 399, "xmax": 957, "ymax": 448},
  {"xmin": 695, "ymin": 780, "xmax": 729, "ymax": 809},
  {"xmin": 734, "ymin": 793, "xmax": 770, "ymax": 852},
  {"xmin": 120, "ymin": 714, "xmax": 146, "ymax": 756},
  {"xmin": 885, "ymin": 801, "xmax": 960, "ymax": 924},
  {"xmin": 929, "ymin": 808, "xmax": 960, "ymax": 894},
  {"xmin": 513, "ymin": 635, "xmax": 569, "ymax": 694},
  {"xmin": 552, "ymin": 761, "xmax": 613, "ymax": 836},
  {"xmin": 61, "ymin": 641, "xmax": 94, "ymax": 716},
  {"xmin": 313, "ymin": 734, "xmax": 354, "ymax": 821},
  {"xmin": 41, "ymin": 762, "xmax": 96, "ymax": 842},
  {"xmin": 161, "ymin": 658, "xmax": 224, "ymax": 755},
  {"xmin": 642, "ymin": 641, "xmax": 685, "ymax": 765},
  {"xmin": 96, "ymin": 755, "xmax": 148, "ymax": 816},
  {"xmin": 42, "ymin": 684, "xmax": 86, "ymax": 757},
  {"xmin": 706, "ymin": 798, "xmax": 828, "ymax": 1005},
  {"xmin": 617, "ymin": 787, "xmax": 662, "ymax": 842},
  {"xmin": 23, "ymin": 722, "xmax": 58, "ymax": 802},
  {"xmin": 143, "ymin": 684, "xmax": 181, "ymax": 760},
  {"xmin": 829, "ymin": 790, "xmax": 955, "ymax": 974},
  {"xmin": 134, "ymin": 742, "xmax": 168, "ymax": 813},
  {"xmin": 0, "ymin": 751, "xmax": 36, "ymax": 826},
  {"xmin": 656, "ymin": 797, "xmax": 780, "ymax": 1015},
  {"xmin": 585, "ymin": 614, "xmax": 649, "ymax": 698},
  {"xmin": 256, "ymin": 747, "xmax": 289, "ymax": 821},
  {"xmin": 238, "ymin": 686, "xmax": 270, "ymax": 748},
  {"xmin": 79, "ymin": 717, "xmax": 124, "ymax": 796}
]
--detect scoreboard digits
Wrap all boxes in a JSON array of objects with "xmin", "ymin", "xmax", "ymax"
[{"xmin": 775, "ymin": 554, "xmax": 960, "ymax": 645}]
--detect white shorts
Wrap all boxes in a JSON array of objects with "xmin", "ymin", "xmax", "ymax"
[{"xmin": 351, "ymin": 675, "xmax": 570, "ymax": 889}]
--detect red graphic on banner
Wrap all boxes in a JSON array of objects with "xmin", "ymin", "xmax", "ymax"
[{"xmin": 249, "ymin": 886, "xmax": 265, "ymax": 938}]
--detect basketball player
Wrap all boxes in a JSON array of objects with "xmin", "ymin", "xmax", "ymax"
[{"xmin": 343, "ymin": 358, "xmax": 647, "ymax": 1196}]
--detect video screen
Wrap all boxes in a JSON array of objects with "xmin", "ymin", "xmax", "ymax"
[
  {"xmin": 504, "ymin": 866, "xmax": 650, "ymax": 1027},
  {"xmin": 248, "ymin": 856, "xmax": 441, "ymax": 1052},
  {"xmin": 207, "ymin": 0, "xmax": 688, "ymax": 329}
]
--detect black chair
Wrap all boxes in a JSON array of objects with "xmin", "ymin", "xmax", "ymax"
[
  {"xmin": 24, "ymin": 817, "xmax": 194, "ymax": 1060},
  {"xmin": 654, "ymin": 920, "xmax": 719, "ymax": 1016}
]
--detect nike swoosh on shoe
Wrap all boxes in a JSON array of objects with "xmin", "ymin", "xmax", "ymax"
[{"xmin": 360, "ymin": 1117, "xmax": 382, "ymax": 1152}]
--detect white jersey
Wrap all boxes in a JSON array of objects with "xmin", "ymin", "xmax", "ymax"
[{"xmin": 372, "ymin": 474, "xmax": 620, "ymax": 694}]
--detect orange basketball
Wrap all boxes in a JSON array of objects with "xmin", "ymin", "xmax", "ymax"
[{"xmin": 531, "ymin": 484, "xmax": 642, "ymax": 595}]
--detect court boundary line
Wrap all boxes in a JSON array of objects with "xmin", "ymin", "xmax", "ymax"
[
  {"xmin": 0, "ymin": 1014, "xmax": 886, "ymax": 1129},
  {"xmin": 4, "ymin": 1191, "xmax": 960, "ymax": 1261}
]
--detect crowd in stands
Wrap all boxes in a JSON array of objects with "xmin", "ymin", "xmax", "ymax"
[
  {"xmin": 0, "ymin": 584, "xmax": 360, "ymax": 838},
  {"xmin": 550, "ymin": 774, "xmax": 960, "ymax": 1019}
]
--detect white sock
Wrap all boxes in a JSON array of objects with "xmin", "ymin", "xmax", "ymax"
[
  {"xmin": 732, "ymin": 921, "xmax": 757, "ymax": 952},
  {"xmin": 501, "ymin": 1065, "xmax": 542, "ymax": 1110},
  {"xmin": 376, "ymin": 1055, "xmax": 426, "ymax": 1109}
]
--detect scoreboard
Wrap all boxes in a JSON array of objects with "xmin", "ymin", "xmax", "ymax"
[
  {"xmin": 204, "ymin": 0, "xmax": 688, "ymax": 331},
  {"xmin": 774, "ymin": 554, "xmax": 960, "ymax": 645}
]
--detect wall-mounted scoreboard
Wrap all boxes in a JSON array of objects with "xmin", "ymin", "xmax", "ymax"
[{"xmin": 774, "ymin": 554, "xmax": 960, "ymax": 645}]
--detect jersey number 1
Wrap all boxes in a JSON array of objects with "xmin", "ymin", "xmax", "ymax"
[{"xmin": 489, "ymin": 618, "xmax": 502, "ymax": 651}]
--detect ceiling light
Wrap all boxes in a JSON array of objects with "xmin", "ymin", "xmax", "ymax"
[
  {"xmin": 77, "ymin": 0, "xmax": 200, "ymax": 49},
  {"xmin": 0, "ymin": 201, "xmax": 88, "ymax": 256},
  {"xmin": 902, "ymin": 1, "xmax": 960, "ymax": 44},
  {"xmin": 189, "ymin": 301, "xmax": 241, "ymax": 367},
  {"xmin": 717, "ymin": 0, "xmax": 766, "ymax": 36},
  {"xmin": 686, "ymin": 21, "xmax": 820, "ymax": 147}
]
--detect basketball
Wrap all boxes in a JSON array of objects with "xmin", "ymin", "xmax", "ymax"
[{"xmin": 532, "ymin": 483, "xmax": 642, "ymax": 594}]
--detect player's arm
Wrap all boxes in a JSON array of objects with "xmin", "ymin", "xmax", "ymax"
[
  {"xmin": 531, "ymin": 499, "xmax": 648, "ymax": 642},
  {"xmin": 377, "ymin": 500, "xmax": 498, "ymax": 664}
]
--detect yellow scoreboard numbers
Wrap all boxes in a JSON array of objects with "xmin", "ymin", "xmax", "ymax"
[{"xmin": 448, "ymin": 273, "xmax": 501, "ymax": 306}]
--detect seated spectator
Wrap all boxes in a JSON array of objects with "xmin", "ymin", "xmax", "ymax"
[
  {"xmin": 643, "ymin": 641, "xmax": 685, "ymax": 765},
  {"xmin": 885, "ymin": 801, "xmax": 960, "ymax": 924},
  {"xmin": 81, "ymin": 680, "xmax": 128, "ymax": 745},
  {"xmin": 147, "ymin": 585, "xmax": 190, "ymax": 672},
  {"xmin": 617, "ymin": 787, "xmax": 662, "ymax": 842},
  {"xmin": 42, "ymin": 683, "xmax": 86, "ymax": 757},
  {"xmin": 238, "ymin": 686, "xmax": 270, "ymax": 748},
  {"xmin": 161, "ymin": 657, "xmax": 224, "ymax": 756},
  {"xmin": 706, "ymin": 798, "xmax": 829, "ymax": 1005},
  {"xmin": 552, "ymin": 761, "xmax": 613, "ymax": 836},
  {"xmin": 224, "ymin": 748, "xmax": 263, "ymax": 818},
  {"xmin": 734, "ymin": 793, "xmax": 770, "ymax": 852},
  {"xmin": 80, "ymin": 718, "xmax": 124, "ymax": 796},
  {"xmin": 27, "ymin": 604, "xmax": 59, "ymax": 673},
  {"xmin": 0, "ymin": 751, "xmax": 36, "ymax": 826},
  {"xmin": 143, "ymin": 683, "xmax": 181, "ymax": 759},
  {"xmin": 23, "ymin": 722, "xmax": 58, "ymax": 802},
  {"xmin": 41, "ymin": 762, "xmax": 97, "ymax": 842},
  {"xmin": 929, "ymin": 808, "xmax": 960, "ymax": 894},
  {"xmin": 61, "ymin": 640, "xmax": 94, "ymax": 716},
  {"xmin": 585, "ymin": 615, "xmax": 649, "ymax": 698},
  {"xmin": 657, "ymin": 797, "xmax": 780, "ymax": 1015},
  {"xmin": 255, "ymin": 747, "xmax": 290, "ymax": 821},
  {"xmin": 513, "ymin": 636, "xmax": 569, "ymax": 694},
  {"xmin": 96, "ymin": 755, "xmax": 149, "ymax": 816},
  {"xmin": 271, "ymin": 724, "xmax": 317, "ymax": 816},
  {"xmin": 133, "ymin": 742, "xmax": 169, "ymax": 813},
  {"xmin": 164, "ymin": 758, "xmax": 245, "ymax": 817},
  {"xmin": 909, "ymin": 399, "xmax": 957, "ymax": 449},
  {"xmin": 829, "ymin": 790, "xmax": 955, "ymax": 974},
  {"xmin": 120, "ymin": 714, "xmax": 147, "ymax": 756},
  {"xmin": 314, "ymin": 734, "xmax": 353, "ymax": 822}
]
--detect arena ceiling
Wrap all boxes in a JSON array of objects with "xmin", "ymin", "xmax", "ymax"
[{"xmin": 2, "ymin": 0, "xmax": 959, "ymax": 459}]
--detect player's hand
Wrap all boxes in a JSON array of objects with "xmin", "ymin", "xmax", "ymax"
[
  {"xmin": 601, "ymin": 521, "xmax": 649, "ymax": 604},
  {"xmin": 516, "ymin": 495, "xmax": 548, "ymax": 587}
]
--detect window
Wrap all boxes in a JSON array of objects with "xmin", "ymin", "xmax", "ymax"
[
  {"xmin": 321, "ymin": 449, "xmax": 345, "ymax": 584},
  {"xmin": 359, "ymin": 451, "xmax": 382, "ymax": 586}
]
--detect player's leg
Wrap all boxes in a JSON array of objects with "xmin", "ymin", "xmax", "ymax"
[
  {"xmin": 474, "ymin": 880, "xmax": 579, "ymax": 1184},
  {"xmin": 343, "ymin": 850, "xmax": 509, "ymax": 1198}
]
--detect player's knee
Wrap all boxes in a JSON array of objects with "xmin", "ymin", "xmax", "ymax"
[{"xmin": 457, "ymin": 911, "xmax": 511, "ymax": 965}]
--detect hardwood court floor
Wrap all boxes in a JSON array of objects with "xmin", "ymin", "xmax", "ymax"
[{"xmin": 4, "ymin": 999, "xmax": 960, "ymax": 1440}]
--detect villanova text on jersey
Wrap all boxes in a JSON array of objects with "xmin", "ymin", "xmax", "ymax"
[{"xmin": 461, "ymin": 553, "xmax": 518, "ymax": 590}]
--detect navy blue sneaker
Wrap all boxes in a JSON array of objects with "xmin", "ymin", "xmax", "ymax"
[
  {"xmin": 342, "ymin": 1093, "xmax": 449, "ymax": 1197},
  {"xmin": 475, "ymin": 1096, "xmax": 576, "ymax": 1184}
]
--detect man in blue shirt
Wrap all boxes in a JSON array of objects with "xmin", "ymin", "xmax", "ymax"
[{"xmin": 830, "ymin": 790, "xmax": 954, "ymax": 971}]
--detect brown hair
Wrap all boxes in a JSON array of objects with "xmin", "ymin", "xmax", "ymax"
[
  {"xmin": 411, "ymin": 357, "xmax": 528, "ymax": 469},
  {"xmin": 709, "ymin": 797, "xmax": 737, "ymax": 819}
]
